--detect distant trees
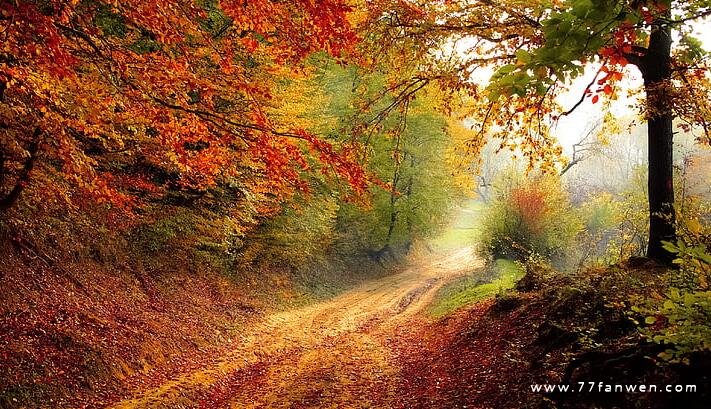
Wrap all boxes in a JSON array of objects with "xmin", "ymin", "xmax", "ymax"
[
  {"xmin": 366, "ymin": 100, "xmax": 460, "ymax": 257},
  {"xmin": 235, "ymin": 60, "xmax": 462, "ymax": 267},
  {"xmin": 329, "ymin": 72, "xmax": 462, "ymax": 260}
]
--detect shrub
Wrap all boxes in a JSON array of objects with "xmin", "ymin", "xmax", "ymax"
[
  {"xmin": 574, "ymin": 192, "xmax": 623, "ymax": 267},
  {"xmin": 241, "ymin": 192, "xmax": 340, "ymax": 268},
  {"xmin": 632, "ymin": 216, "xmax": 711, "ymax": 362},
  {"xmin": 479, "ymin": 172, "xmax": 583, "ymax": 263},
  {"xmin": 633, "ymin": 288, "xmax": 711, "ymax": 363}
]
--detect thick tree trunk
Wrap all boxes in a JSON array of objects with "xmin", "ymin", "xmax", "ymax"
[
  {"xmin": 639, "ymin": 13, "xmax": 676, "ymax": 263},
  {"xmin": 645, "ymin": 109, "xmax": 675, "ymax": 261}
]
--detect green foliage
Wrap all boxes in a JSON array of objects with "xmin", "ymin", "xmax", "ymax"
[
  {"xmin": 676, "ymin": 35, "xmax": 709, "ymax": 64},
  {"xmin": 580, "ymin": 193, "xmax": 618, "ymax": 233},
  {"xmin": 93, "ymin": 4, "xmax": 127, "ymax": 38},
  {"xmin": 600, "ymin": 167, "xmax": 650, "ymax": 262},
  {"xmin": 131, "ymin": 211, "xmax": 195, "ymax": 253},
  {"xmin": 242, "ymin": 59, "xmax": 462, "ymax": 265},
  {"xmin": 663, "ymin": 239, "xmax": 711, "ymax": 291},
  {"xmin": 196, "ymin": 0, "xmax": 232, "ymax": 37},
  {"xmin": 335, "ymin": 109, "xmax": 457, "ymax": 252},
  {"xmin": 633, "ymin": 288, "xmax": 711, "ymax": 362},
  {"xmin": 632, "ymin": 215, "xmax": 711, "ymax": 362},
  {"xmin": 664, "ymin": 201, "xmax": 711, "ymax": 288},
  {"xmin": 429, "ymin": 259, "xmax": 524, "ymax": 318},
  {"xmin": 488, "ymin": 0, "xmax": 623, "ymax": 100},
  {"xmin": 479, "ymin": 171, "xmax": 583, "ymax": 262},
  {"xmin": 326, "ymin": 70, "xmax": 461, "ymax": 254},
  {"xmin": 243, "ymin": 193, "xmax": 340, "ymax": 267}
]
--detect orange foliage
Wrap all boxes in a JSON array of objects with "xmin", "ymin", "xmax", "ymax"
[
  {"xmin": 0, "ymin": 0, "xmax": 364, "ymax": 215},
  {"xmin": 510, "ymin": 185, "xmax": 547, "ymax": 236}
]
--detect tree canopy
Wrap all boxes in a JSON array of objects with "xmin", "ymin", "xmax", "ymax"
[
  {"xmin": 358, "ymin": 0, "xmax": 711, "ymax": 261},
  {"xmin": 0, "ymin": 0, "xmax": 365, "ymax": 217},
  {"xmin": 2, "ymin": 0, "xmax": 710, "ymax": 261}
]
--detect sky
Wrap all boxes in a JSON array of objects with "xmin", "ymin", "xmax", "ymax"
[
  {"xmin": 453, "ymin": 12, "xmax": 711, "ymax": 157},
  {"xmin": 553, "ymin": 18, "xmax": 711, "ymax": 154}
]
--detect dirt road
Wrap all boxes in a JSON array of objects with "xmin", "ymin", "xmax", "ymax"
[{"xmin": 111, "ymin": 247, "xmax": 480, "ymax": 408}]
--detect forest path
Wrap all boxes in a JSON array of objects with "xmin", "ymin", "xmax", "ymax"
[{"xmin": 111, "ymin": 247, "xmax": 480, "ymax": 408}]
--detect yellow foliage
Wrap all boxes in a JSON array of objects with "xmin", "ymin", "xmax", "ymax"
[
  {"xmin": 268, "ymin": 72, "xmax": 336, "ymax": 133},
  {"xmin": 444, "ymin": 116, "xmax": 480, "ymax": 196}
]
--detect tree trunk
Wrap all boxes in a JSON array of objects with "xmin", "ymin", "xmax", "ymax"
[
  {"xmin": 639, "ymin": 12, "xmax": 676, "ymax": 263},
  {"xmin": 404, "ymin": 171, "xmax": 414, "ymax": 250},
  {"xmin": 645, "ymin": 106, "xmax": 675, "ymax": 261},
  {"xmin": 384, "ymin": 133, "xmax": 403, "ymax": 247},
  {"xmin": 0, "ymin": 127, "xmax": 41, "ymax": 211}
]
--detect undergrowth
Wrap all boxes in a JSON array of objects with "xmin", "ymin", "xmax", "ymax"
[{"xmin": 429, "ymin": 259, "xmax": 524, "ymax": 318}]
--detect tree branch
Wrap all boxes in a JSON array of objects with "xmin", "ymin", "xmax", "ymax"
[
  {"xmin": 0, "ymin": 127, "xmax": 41, "ymax": 211},
  {"xmin": 668, "ymin": 9, "xmax": 711, "ymax": 25},
  {"xmin": 559, "ymin": 65, "xmax": 605, "ymax": 117}
]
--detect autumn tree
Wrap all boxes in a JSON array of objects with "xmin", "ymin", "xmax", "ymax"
[
  {"xmin": 291, "ymin": 60, "xmax": 462, "ymax": 260},
  {"xmin": 362, "ymin": 0, "xmax": 711, "ymax": 263},
  {"xmin": 486, "ymin": 0, "xmax": 710, "ymax": 262},
  {"xmin": 0, "ymin": 0, "xmax": 365, "ymax": 223}
]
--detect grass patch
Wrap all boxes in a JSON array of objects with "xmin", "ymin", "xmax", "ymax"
[
  {"xmin": 431, "ymin": 200, "xmax": 484, "ymax": 250},
  {"xmin": 429, "ymin": 259, "xmax": 524, "ymax": 318}
]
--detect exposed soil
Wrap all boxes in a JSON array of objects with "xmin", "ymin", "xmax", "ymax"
[
  {"xmin": 109, "ymin": 247, "xmax": 481, "ymax": 408},
  {"xmin": 8, "ymin": 246, "xmax": 707, "ymax": 409}
]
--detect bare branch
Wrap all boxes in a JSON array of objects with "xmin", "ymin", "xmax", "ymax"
[{"xmin": 559, "ymin": 65, "xmax": 605, "ymax": 117}]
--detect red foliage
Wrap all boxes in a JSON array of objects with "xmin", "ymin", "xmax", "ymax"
[
  {"xmin": 386, "ymin": 299, "xmax": 549, "ymax": 408},
  {"xmin": 510, "ymin": 185, "xmax": 548, "ymax": 235},
  {"xmin": 0, "ymin": 0, "xmax": 366, "ymax": 216}
]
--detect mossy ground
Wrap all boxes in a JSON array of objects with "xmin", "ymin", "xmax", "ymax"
[{"xmin": 428, "ymin": 258, "xmax": 524, "ymax": 318}]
